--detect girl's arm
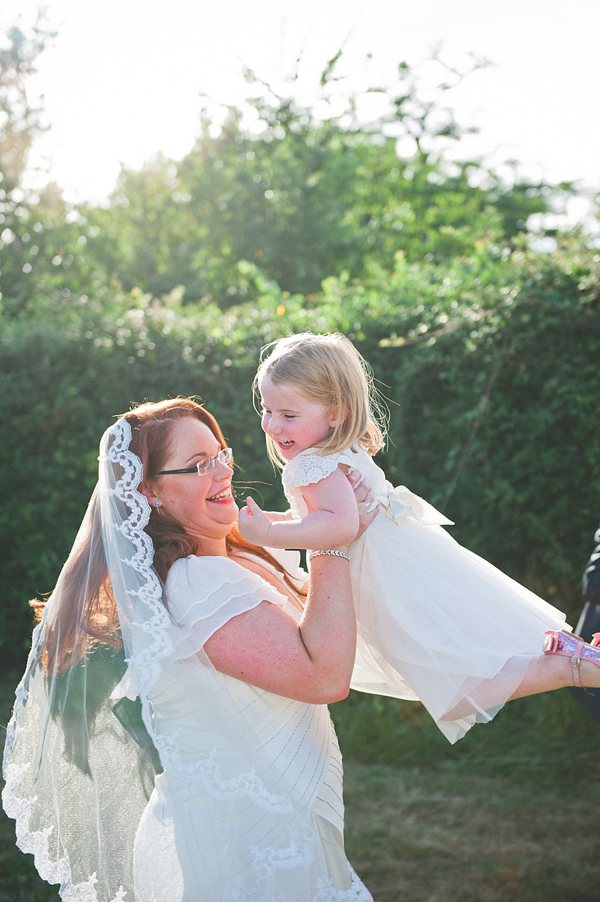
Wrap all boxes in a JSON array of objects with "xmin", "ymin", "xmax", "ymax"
[
  {"xmin": 260, "ymin": 509, "xmax": 295, "ymax": 523},
  {"xmin": 239, "ymin": 466, "xmax": 359, "ymax": 549}
]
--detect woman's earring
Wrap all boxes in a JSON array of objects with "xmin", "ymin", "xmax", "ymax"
[{"xmin": 154, "ymin": 501, "xmax": 161, "ymax": 513}]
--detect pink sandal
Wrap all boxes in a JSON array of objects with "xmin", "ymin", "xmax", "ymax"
[{"xmin": 543, "ymin": 630, "xmax": 600, "ymax": 688}]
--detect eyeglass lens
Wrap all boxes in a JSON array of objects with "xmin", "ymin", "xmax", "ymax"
[{"xmin": 197, "ymin": 448, "xmax": 233, "ymax": 475}]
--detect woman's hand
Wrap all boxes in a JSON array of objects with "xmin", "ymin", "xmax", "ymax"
[{"xmin": 346, "ymin": 468, "xmax": 378, "ymax": 539}]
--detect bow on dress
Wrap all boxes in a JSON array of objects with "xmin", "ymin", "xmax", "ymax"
[{"xmin": 376, "ymin": 485, "xmax": 454, "ymax": 527}]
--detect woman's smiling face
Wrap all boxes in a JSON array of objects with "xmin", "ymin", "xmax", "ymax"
[{"xmin": 148, "ymin": 416, "xmax": 237, "ymax": 554}]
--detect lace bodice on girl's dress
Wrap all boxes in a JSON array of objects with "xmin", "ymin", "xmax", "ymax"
[{"xmin": 283, "ymin": 446, "xmax": 568, "ymax": 744}]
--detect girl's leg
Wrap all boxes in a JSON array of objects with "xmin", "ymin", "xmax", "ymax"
[
  {"xmin": 443, "ymin": 636, "xmax": 600, "ymax": 720},
  {"xmin": 508, "ymin": 653, "xmax": 591, "ymax": 700},
  {"xmin": 510, "ymin": 630, "xmax": 600, "ymax": 699}
]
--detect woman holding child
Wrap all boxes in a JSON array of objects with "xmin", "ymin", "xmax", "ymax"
[
  {"xmin": 5, "ymin": 346, "xmax": 600, "ymax": 900},
  {"xmin": 3, "ymin": 397, "xmax": 376, "ymax": 901}
]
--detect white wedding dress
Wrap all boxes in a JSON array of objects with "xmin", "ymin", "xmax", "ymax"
[
  {"xmin": 283, "ymin": 446, "xmax": 569, "ymax": 743},
  {"xmin": 129, "ymin": 550, "xmax": 373, "ymax": 902},
  {"xmin": 2, "ymin": 417, "xmax": 373, "ymax": 902}
]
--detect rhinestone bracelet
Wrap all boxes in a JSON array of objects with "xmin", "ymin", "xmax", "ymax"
[{"xmin": 309, "ymin": 549, "xmax": 350, "ymax": 562}]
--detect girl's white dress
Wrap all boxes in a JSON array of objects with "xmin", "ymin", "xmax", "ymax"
[
  {"xmin": 130, "ymin": 549, "xmax": 373, "ymax": 902},
  {"xmin": 283, "ymin": 446, "xmax": 569, "ymax": 743}
]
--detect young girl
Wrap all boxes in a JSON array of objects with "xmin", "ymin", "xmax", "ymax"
[{"xmin": 238, "ymin": 331, "xmax": 600, "ymax": 743}]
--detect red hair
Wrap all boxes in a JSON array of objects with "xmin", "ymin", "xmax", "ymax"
[
  {"xmin": 127, "ymin": 397, "xmax": 302, "ymax": 586},
  {"xmin": 35, "ymin": 397, "xmax": 305, "ymax": 673}
]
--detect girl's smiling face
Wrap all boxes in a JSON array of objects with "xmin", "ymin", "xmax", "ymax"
[{"xmin": 259, "ymin": 375, "xmax": 337, "ymax": 461}]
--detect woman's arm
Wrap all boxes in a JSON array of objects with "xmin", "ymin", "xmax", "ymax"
[
  {"xmin": 203, "ymin": 552, "xmax": 356, "ymax": 704},
  {"xmin": 239, "ymin": 467, "xmax": 359, "ymax": 549}
]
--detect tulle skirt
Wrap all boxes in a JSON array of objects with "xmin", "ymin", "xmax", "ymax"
[{"xmin": 349, "ymin": 514, "xmax": 568, "ymax": 742}]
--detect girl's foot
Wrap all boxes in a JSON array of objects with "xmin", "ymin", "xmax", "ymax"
[{"xmin": 543, "ymin": 630, "xmax": 600, "ymax": 688}]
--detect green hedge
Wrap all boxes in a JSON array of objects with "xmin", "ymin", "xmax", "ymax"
[{"xmin": 1, "ymin": 235, "xmax": 599, "ymax": 667}]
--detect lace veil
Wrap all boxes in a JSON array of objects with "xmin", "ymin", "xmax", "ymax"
[
  {"xmin": 2, "ymin": 414, "xmax": 371, "ymax": 902},
  {"xmin": 2, "ymin": 417, "xmax": 169, "ymax": 900}
]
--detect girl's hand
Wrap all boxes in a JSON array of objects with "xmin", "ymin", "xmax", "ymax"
[
  {"xmin": 346, "ymin": 468, "xmax": 378, "ymax": 539},
  {"xmin": 238, "ymin": 496, "xmax": 273, "ymax": 545}
]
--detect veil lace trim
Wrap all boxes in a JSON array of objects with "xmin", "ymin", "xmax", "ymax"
[{"xmin": 2, "ymin": 420, "xmax": 372, "ymax": 901}]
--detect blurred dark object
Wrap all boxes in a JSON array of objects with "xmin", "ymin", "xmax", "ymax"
[
  {"xmin": 569, "ymin": 524, "xmax": 600, "ymax": 723},
  {"xmin": 582, "ymin": 523, "xmax": 600, "ymax": 604}
]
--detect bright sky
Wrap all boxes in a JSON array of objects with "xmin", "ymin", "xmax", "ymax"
[{"xmin": 2, "ymin": 0, "xmax": 599, "ymax": 224}]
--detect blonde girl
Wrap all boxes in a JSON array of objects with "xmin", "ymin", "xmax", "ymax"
[{"xmin": 239, "ymin": 332, "xmax": 600, "ymax": 743}]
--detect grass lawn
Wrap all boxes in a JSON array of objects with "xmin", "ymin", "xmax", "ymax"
[
  {"xmin": 1, "ymin": 671, "xmax": 599, "ymax": 901},
  {"xmin": 344, "ymin": 759, "xmax": 600, "ymax": 901},
  {"xmin": 336, "ymin": 689, "xmax": 600, "ymax": 901}
]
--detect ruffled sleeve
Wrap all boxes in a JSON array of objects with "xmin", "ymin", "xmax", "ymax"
[
  {"xmin": 166, "ymin": 555, "xmax": 289, "ymax": 651},
  {"xmin": 283, "ymin": 447, "xmax": 360, "ymax": 490}
]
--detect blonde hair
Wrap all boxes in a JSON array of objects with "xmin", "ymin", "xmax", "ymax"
[{"xmin": 255, "ymin": 332, "xmax": 387, "ymax": 467}]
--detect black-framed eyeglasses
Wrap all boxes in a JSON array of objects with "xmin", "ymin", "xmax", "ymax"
[{"xmin": 155, "ymin": 447, "xmax": 233, "ymax": 477}]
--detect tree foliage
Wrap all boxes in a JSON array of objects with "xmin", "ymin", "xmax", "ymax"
[
  {"xmin": 0, "ymin": 17, "xmax": 103, "ymax": 319},
  {"xmin": 0, "ymin": 29, "xmax": 598, "ymax": 675},
  {"xmin": 79, "ymin": 56, "xmax": 563, "ymax": 304},
  {"xmin": 2, "ymin": 235, "xmax": 600, "ymax": 666},
  {"xmin": 0, "ymin": 16, "xmax": 52, "ymax": 189}
]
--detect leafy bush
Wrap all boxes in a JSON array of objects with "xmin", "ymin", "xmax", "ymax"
[{"xmin": 2, "ymin": 235, "xmax": 599, "ymax": 668}]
